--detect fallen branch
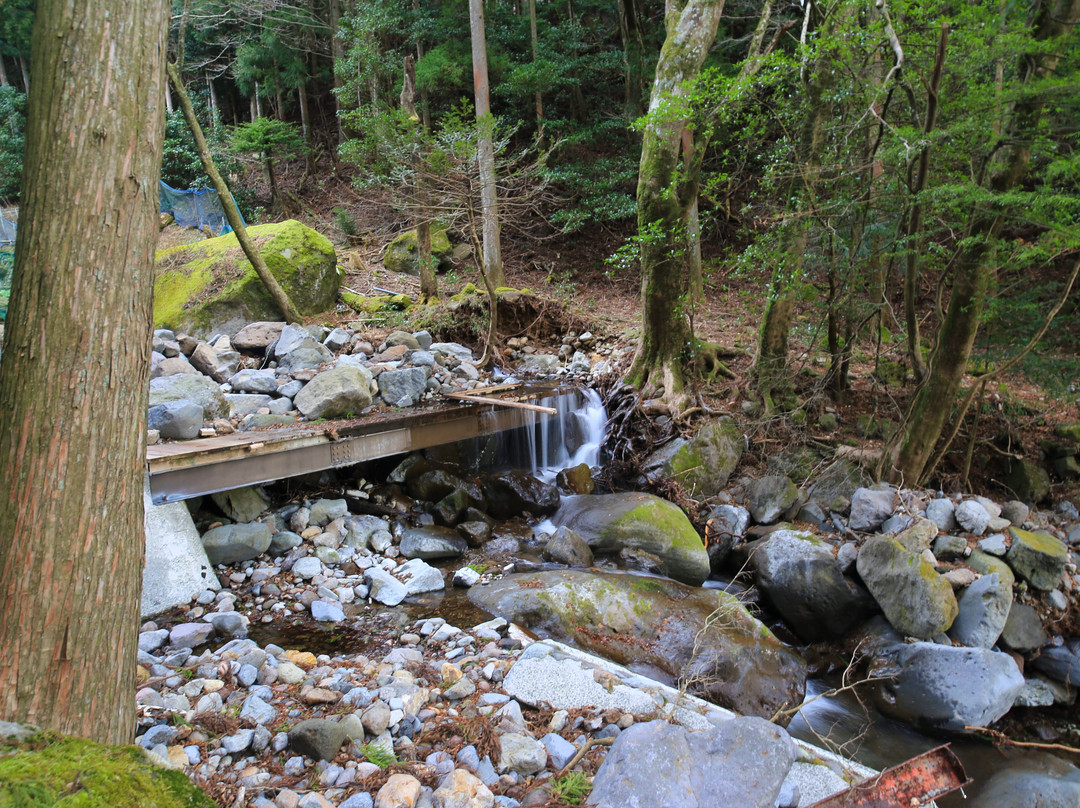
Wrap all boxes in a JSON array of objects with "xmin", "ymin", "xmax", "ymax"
[
  {"xmin": 556, "ymin": 736, "xmax": 614, "ymax": 777},
  {"xmin": 965, "ymin": 725, "xmax": 1080, "ymax": 757}
]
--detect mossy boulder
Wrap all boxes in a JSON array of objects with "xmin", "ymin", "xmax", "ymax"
[
  {"xmin": 646, "ymin": 417, "xmax": 742, "ymax": 499},
  {"xmin": 383, "ymin": 226, "xmax": 452, "ymax": 275},
  {"xmin": 341, "ymin": 291, "xmax": 412, "ymax": 314},
  {"xmin": 154, "ymin": 220, "xmax": 339, "ymax": 339},
  {"xmin": 1006, "ymin": 526, "xmax": 1067, "ymax": 591},
  {"xmin": 1006, "ymin": 458, "xmax": 1051, "ymax": 503},
  {"xmin": 856, "ymin": 536, "xmax": 958, "ymax": 640},
  {"xmin": 468, "ymin": 570, "xmax": 806, "ymax": 722},
  {"xmin": 552, "ymin": 492, "xmax": 710, "ymax": 585},
  {"xmin": 0, "ymin": 729, "xmax": 215, "ymax": 808}
]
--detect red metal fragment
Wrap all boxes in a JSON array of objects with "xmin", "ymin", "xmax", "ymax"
[{"xmin": 806, "ymin": 745, "xmax": 971, "ymax": 808}]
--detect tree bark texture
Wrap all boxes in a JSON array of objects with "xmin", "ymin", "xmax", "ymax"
[
  {"xmin": 626, "ymin": 0, "xmax": 726, "ymax": 403},
  {"xmin": 167, "ymin": 62, "xmax": 303, "ymax": 324},
  {"xmin": 0, "ymin": 0, "xmax": 168, "ymax": 745},
  {"xmin": 469, "ymin": 0, "xmax": 507, "ymax": 289},
  {"xmin": 885, "ymin": 0, "xmax": 1080, "ymax": 485}
]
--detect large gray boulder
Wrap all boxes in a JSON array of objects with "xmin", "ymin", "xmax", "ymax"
[
  {"xmin": 142, "ymin": 479, "xmax": 219, "ymax": 618},
  {"xmin": 589, "ymin": 717, "xmax": 796, "ymax": 808},
  {"xmin": 201, "ymin": 522, "xmax": 272, "ymax": 566},
  {"xmin": 542, "ymin": 526, "xmax": 593, "ymax": 567},
  {"xmin": 147, "ymin": 400, "xmax": 204, "ymax": 440},
  {"xmin": 232, "ymin": 321, "xmax": 285, "ymax": 352},
  {"xmin": 645, "ymin": 417, "xmax": 742, "ymax": 498},
  {"xmin": 378, "ymin": 366, "xmax": 428, "ymax": 407},
  {"xmin": 468, "ymin": 570, "xmax": 806, "ymax": 722},
  {"xmin": 1006, "ymin": 526, "xmax": 1067, "ymax": 591},
  {"xmin": 848, "ymin": 486, "xmax": 896, "ymax": 532},
  {"xmin": 972, "ymin": 756, "xmax": 1080, "ymax": 808},
  {"xmin": 294, "ymin": 364, "xmax": 373, "ymax": 420},
  {"xmin": 807, "ymin": 459, "xmax": 872, "ymax": 507},
  {"xmin": 148, "ymin": 374, "xmax": 229, "ymax": 420},
  {"xmin": 872, "ymin": 641, "xmax": 1024, "ymax": 731},
  {"xmin": 399, "ymin": 527, "xmax": 468, "ymax": 559},
  {"xmin": 228, "ymin": 368, "xmax": 278, "ymax": 395},
  {"xmin": 746, "ymin": 476, "xmax": 799, "ymax": 525},
  {"xmin": 552, "ymin": 492, "xmax": 710, "ymax": 585},
  {"xmin": 1033, "ymin": 639, "xmax": 1080, "ymax": 686},
  {"xmin": 1000, "ymin": 602, "xmax": 1048, "ymax": 653},
  {"xmin": 211, "ymin": 486, "xmax": 270, "ymax": 523},
  {"xmin": 480, "ymin": 470, "xmax": 559, "ymax": 519},
  {"xmin": 856, "ymin": 536, "xmax": 958, "ymax": 639},
  {"xmin": 948, "ymin": 573, "xmax": 1012, "ymax": 649},
  {"xmin": 288, "ymin": 718, "xmax": 358, "ymax": 762},
  {"xmin": 748, "ymin": 528, "xmax": 876, "ymax": 642},
  {"xmin": 276, "ymin": 338, "xmax": 334, "ymax": 373}
]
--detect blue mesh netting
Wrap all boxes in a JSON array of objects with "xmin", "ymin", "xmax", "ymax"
[
  {"xmin": 159, "ymin": 181, "xmax": 241, "ymax": 236},
  {"xmin": 0, "ymin": 215, "xmax": 13, "ymax": 320}
]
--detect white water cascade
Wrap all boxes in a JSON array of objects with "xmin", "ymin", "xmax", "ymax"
[{"xmin": 498, "ymin": 387, "xmax": 607, "ymax": 480}]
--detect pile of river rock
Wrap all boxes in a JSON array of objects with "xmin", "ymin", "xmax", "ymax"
[{"xmin": 147, "ymin": 321, "xmax": 616, "ymax": 439}]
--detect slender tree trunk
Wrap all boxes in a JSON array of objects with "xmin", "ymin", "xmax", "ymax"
[
  {"xmin": 751, "ymin": 0, "xmax": 832, "ymax": 408},
  {"xmin": 329, "ymin": 0, "xmax": 346, "ymax": 143},
  {"xmin": 469, "ymin": 0, "xmax": 506, "ymax": 289},
  {"xmin": 417, "ymin": 219, "xmax": 438, "ymax": 302},
  {"xmin": 0, "ymin": 55, "xmax": 9, "ymax": 87},
  {"xmin": 298, "ymin": 81, "xmax": 312, "ymax": 172},
  {"xmin": 165, "ymin": 80, "xmax": 174, "ymax": 113},
  {"xmin": 207, "ymin": 72, "xmax": 218, "ymax": 127},
  {"xmin": 883, "ymin": 0, "xmax": 1080, "ymax": 485},
  {"xmin": 617, "ymin": 0, "xmax": 645, "ymax": 114},
  {"xmin": 625, "ymin": 0, "xmax": 726, "ymax": 407},
  {"xmin": 0, "ymin": 0, "xmax": 168, "ymax": 745},
  {"xmin": 167, "ymin": 62, "xmax": 302, "ymax": 323},
  {"xmin": 904, "ymin": 23, "xmax": 948, "ymax": 384},
  {"xmin": 18, "ymin": 54, "xmax": 29, "ymax": 93},
  {"xmin": 528, "ymin": 0, "xmax": 544, "ymax": 140}
]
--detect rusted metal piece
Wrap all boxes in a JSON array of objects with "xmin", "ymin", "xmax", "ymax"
[{"xmin": 806, "ymin": 745, "xmax": 970, "ymax": 808}]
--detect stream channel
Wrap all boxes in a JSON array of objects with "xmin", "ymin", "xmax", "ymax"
[{"xmin": 248, "ymin": 386, "xmax": 1067, "ymax": 805}]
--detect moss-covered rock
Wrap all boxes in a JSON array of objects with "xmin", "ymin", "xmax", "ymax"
[
  {"xmin": 1006, "ymin": 526, "xmax": 1067, "ymax": 591},
  {"xmin": 468, "ymin": 570, "xmax": 806, "ymax": 722},
  {"xmin": 154, "ymin": 220, "xmax": 339, "ymax": 338},
  {"xmin": 552, "ymin": 492, "xmax": 709, "ymax": 585},
  {"xmin": 382, "ymin": 225, "xmax": 452, "ymax": 275},
  {"xmin": 1006, "ymin": 459, "xmax": 1052, "ymax": 503},
  {"xmin": 648, "ymin": 417, "xmax": 743, "ymax": 499},
  {"xmin": 341, "ymin": 291, "xmax": 412, "ymax": 313},
  {"xmin": 856, "ymin": 536, "xmax": 958, "ymax": 640},
  {"xmin": 0, "ymin": 730, "xmax": 215, "ymax": 808}
]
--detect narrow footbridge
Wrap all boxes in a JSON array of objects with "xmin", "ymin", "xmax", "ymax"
[{"xmin": 146, "ymin": 383, "xmax": 558, "ymax": 504}]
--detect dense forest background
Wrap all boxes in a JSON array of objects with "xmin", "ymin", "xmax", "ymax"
[{"xmin": 2, "ymin": 0, "xmax": 1080, "ymax": 492}]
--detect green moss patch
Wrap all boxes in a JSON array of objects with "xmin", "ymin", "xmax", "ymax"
[
  {"xmin": 153, "ymin": 220, "xmax": 339, "ymax": 338},
  {"xmin": 0, "ymin": 732, "xmax": 215, "ymax": 808}
]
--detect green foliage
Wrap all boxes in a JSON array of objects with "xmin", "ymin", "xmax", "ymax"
[
  {"xmin": 333, "ymin": 206, "xmax": 358, "ymax": 237},
  {"xmin": 0, "ymin": 86, "xmax": 26, "ymax": 202},
  {"xmin": 229, "ymin": 117, "xmax": 305, "ymax": 164},
  {"xmin": 356, "ymin": 742, "xmax": 399, "ymax": 769},
  {"xmin": 550, "ymin": 771, "xmax": 592, "ymax": 806}
]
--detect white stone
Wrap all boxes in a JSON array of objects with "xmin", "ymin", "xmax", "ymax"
[{"xmin": 142, "ymin": 477, "xmax": 219, "ymax": 618}]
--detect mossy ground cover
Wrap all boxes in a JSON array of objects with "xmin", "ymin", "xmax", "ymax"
[{"xmin": 0, "ymin": 732, "xmax": 214, "ymax": 808}]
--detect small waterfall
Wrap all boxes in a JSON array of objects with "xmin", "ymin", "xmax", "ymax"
[{"xmin": 498, "ymin": 387, "xmax": 607, "ymax": 480}]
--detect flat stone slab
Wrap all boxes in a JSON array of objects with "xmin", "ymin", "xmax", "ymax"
[{"xmin": 503, "ymin": 638, "xmax": 874, "ymax": 803}]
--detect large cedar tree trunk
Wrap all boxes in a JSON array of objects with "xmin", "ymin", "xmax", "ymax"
[
  {"xmin": 626, "ymin": 0, "xmax": 726, "ymax": 406},
  {"xmin": 883, "ymin": 0, "xmax": 1080, "ymax": 484},
  {"xmin": 0, "ymin": 0, "xmax": 168, "ymax": 744}
]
